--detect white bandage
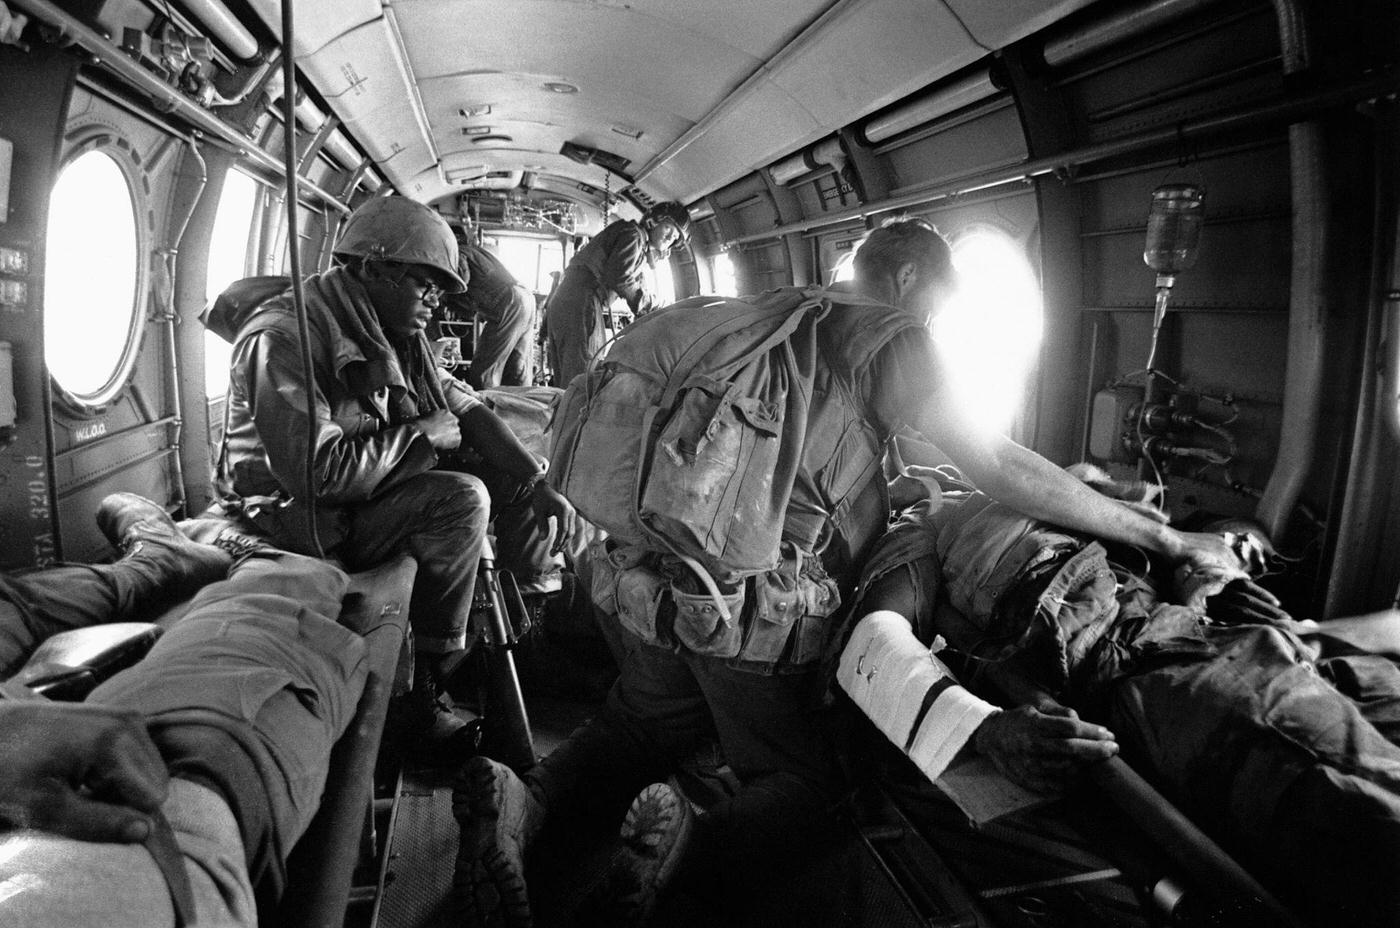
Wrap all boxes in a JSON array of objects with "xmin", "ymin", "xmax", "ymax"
[{"xmin": 838, "ymin": 610, "xmax": 998, "ymax": 783}]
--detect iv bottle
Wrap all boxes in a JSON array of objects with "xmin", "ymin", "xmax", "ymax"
[{"xmin": 1143, "ymin": 184, "xmax": 1205, "ymax": 276}]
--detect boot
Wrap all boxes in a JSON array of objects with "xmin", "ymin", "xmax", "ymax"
[
  {"xmin": 393, "ymin": 654, "xmax": 480, "ymax": 767},
  {"xmin": 95, "ymin": 493, "xmax": 233, "ymax": 611},
  {"xmin": 453, "ymin": 755, "xmax": 545, "ymax": 928},
  {"xmin": 179, "ymin": 516, "xmax": 284, "ymax": 565},
  {"xmin": 576, "ymin": 781, "xmax": 697, "ymax": 928}
]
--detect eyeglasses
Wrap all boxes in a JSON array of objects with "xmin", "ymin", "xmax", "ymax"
[{"xmin": 386, "ymin": 265, "xmax": 446, "ymax": 306}]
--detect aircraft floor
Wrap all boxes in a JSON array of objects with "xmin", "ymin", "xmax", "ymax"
[{"xmin": 375, "ymin": 695, "xmax": 617, "ymax": 928}]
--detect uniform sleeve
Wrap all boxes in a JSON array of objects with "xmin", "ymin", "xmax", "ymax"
[
  {"xmin": 837, "ymin": 610, "xmax": 998, "ymax": 783},
  {"xmin": 439, "ymin": 367, "xmax": 484, "ymax": 417},
  {"xmin": 600, "ymin": 224, "xmax": 649, "ymax": 305},
  {"xmin": 865, "ymin": 327, "xmax": 949, "ymax": 436},
  {"xmin": 237, "ymin": 329, "xmax": 438, "ymax": 503}
]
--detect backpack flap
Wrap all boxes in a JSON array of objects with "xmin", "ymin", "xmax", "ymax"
[{"xmin": 639, "ymin": 299, "xmax": 825, "ymax": 582}]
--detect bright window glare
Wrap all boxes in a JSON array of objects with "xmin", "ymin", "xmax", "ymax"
[
  {"xmin": 830, "ymin": 250, "xmax": 857, "ymax": 283},
  {"xmin": 205, "ymin": 170, "xmax": 260, "ymax": 396},
  {"xmin": 711, "ymin": 251, "xmax": 738, "ymax": 297},
  {"xmin": 932, "ymin": 231, "xmax": 1043, "ymax": 434},
  {"xmin": 45, "ymin": 151, "xmax": 140, "ymax": 400}
]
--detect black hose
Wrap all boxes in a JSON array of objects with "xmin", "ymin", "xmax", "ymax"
[{"xmin": 279, "ymin": 0, "xmax": 324, "ymax": 558}]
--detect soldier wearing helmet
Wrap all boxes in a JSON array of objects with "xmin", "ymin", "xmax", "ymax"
[
  {"xmin": 203, "ymin": 196, "xmax": 577, "ymax": 761},
  {"xmin": 543, "ymin": 201, "xmax": 692, "ymax": 386}
]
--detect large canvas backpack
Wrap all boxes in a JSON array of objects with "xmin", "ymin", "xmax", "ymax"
[{"xmin": 549, "ymin": 287, "xmax": 869, "ymax": 602}]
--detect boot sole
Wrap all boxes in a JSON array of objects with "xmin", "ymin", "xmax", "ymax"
[
  {"xmin": 453, "ymin": 757, "xmax": 535, "ymax": 928},
  {"xmin": 619, "ymin": 782, "xmax": 696, "ymax": 895},
  {"xmin": 455, "ymin": 846, "xmax": 532, "ymax": 928}
]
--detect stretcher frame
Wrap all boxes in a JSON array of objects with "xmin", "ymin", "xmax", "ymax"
[{"xmin": 269, "ymin": 554, "xmax": 416, "ymax": 928}]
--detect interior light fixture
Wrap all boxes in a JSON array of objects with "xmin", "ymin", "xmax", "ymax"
[
  {"xmin": 459, "ymin": 104, "xmax": 492, "ymax": 117},
  {"xmin": 543, "ymin": 81, "xmax": 579, "ymax": 94}
]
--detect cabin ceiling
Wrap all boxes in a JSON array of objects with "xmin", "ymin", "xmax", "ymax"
[{"xmin": 233, "ymin": 0, "xmax": 1098, "ymax": 224}]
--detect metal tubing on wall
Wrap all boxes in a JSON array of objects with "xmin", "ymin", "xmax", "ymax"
[
  {"xmin": 8, "ymin": 0, "xmax": 350, "ymax": 214},
  {"xmin": 1255, "ymin": 0, "xmax": 1327, "ymax": 542}
]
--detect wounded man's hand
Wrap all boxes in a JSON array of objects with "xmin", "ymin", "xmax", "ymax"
[
  {"xmin": 1207, "ymin": 577, "xmax": 1293, "ymax": 626},
  {"xmin": 972, "ymin": 703, "xmax": 1118, "ymax": 794},
  {"xmin": 0, "ymin": 701, "xmax": 169, "ymax": 844}
]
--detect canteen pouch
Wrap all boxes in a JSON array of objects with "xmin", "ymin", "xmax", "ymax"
[
  {"xmin": 670, "ymin": 583, "xmax": 746, "ymax": 659},
  {"xmin": 614, "ymin": 564, "xmax": 669, "ymax": 645},
  {"xmin": 739, "ymin": 554, "xmax": 842, "ymax": 666}
]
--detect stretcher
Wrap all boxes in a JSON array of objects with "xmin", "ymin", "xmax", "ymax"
[
  {"xmin": 10, "ymin": 554, "xmax": 420, "ymax": 928},
  {"xmin": 842, "ymin": 602, "xmax": 1310, "ymax": 928}
]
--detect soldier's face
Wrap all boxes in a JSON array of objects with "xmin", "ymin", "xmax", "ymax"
[
  {"xmin": 368, "ymin": 263, "xmax": 444, "ymax": 339},
  {"xmin": 649, "ymin": 220, "xmax": 681, "ymax": 255}
]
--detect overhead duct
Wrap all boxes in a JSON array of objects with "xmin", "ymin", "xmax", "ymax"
[
  {"xmin": 862, "ymin": 70, "xmax": 998, "ymax": 145},
  {"xmin": 178, "ymin": 0, "xmax": 259, "ymax": 61},
  {"xmin": 769, "ymin": 137, "xmax": 848, "ymax": 186},
  {"xmin": 1043, "ymin": 0, "xmax": 1227, "ymax": 68},
  {"xmin": 321, "ymin": 128, "xmax": 362, "ymax": 172}
]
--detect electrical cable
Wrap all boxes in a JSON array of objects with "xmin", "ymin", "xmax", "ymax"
[{"xmin": 279, "ymin": 0, "xmax": 324, "ymax": 558}]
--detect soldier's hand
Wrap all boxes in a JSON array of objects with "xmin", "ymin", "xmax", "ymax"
[
  {"xmin": 531, "ymin": 481, "xmax": 577, "ymax": 555},
  {"xmin": 1207, "ymin": 578, "xmax": 1292, "ymax": 626},
  {"xmin": 416, "ymin": 409, "xmax": 462, "ymax": 451},
  {"xmin": 0, "ymin": 702, "xmax": 169, "ymax": 843},
  {"xmin": 973, "ymin": 703, "xmax": 1118, "ymax": 794}
]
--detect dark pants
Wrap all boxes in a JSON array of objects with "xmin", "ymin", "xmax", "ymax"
[
  {"xmin": 544, "ymin": 270, "xmax": 610, "ymax": 387},
  {"xmin": 528, "ymin": 630, "xmax": 845, "ymax": 910},
  {"xmin": 0, "ymin": 562, "xmax": 145, "ymax": 677},
  {"xmin": 468, "ymin": 285, "xmax": 536, "ymax": 389},
  {"xmin": 335, "ymin": 470, "xmax": 489, "ymax": 655}
]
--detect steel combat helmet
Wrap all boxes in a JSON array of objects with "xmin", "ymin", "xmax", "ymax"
[
  {"xmin": 333, "ymin": 196, "xmax": 467, "ymax": 292},
  {"xmin": 644, "ymin": 201, "xmax": 692, "ymax": 245}
]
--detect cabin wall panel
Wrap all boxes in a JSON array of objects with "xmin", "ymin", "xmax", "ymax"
[
  {"xmin": 48, "ymin": 89, "xmax": 186, "ymax": 560},
  {"xmin": 1081, "ymin": 217, "xmax": 1291, "ymax": 312},
  {"xmin": 1061, "ymin": 6, "xmax": 1281, "ymax": 146},
  {"xmin": 0, "ymin": 37, "xmax": 82, "ymax": 569},
  {"xmin": 711, "ymin": 176, "xmax": 788, "ymax": 293}
]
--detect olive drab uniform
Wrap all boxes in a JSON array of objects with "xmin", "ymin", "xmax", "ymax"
[
  {"xmin": 544, "ymin": 219, "xmax": 652, "ymax": 386},
  {"xmin": 521, "ymin": 293, "xmax": 928, "ymax": 908}
]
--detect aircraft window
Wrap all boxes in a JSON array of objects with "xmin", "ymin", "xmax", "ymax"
[
  {"xmin": 486, "ymin": 234, "xmax": 565, "ymax": 294},
  {"xmin": 711, "ymin": 251, "xmax": 738, "ymax": 297},
  {"xmin": 933, "ymin": 228, "xmax": 1043, "ymax": 434},
  {"xmin": 44, "ymin": 148, "xmax": 143, "ymax": 409},
  {"xmin": 830, "ymin": 250, "xmax": 857, "ymax": 283},
  {"xmin": 205, "ymin": 169, "xmax": 262, "ymax": 397},
  {"xmin": 643, "ymin": 254, "xmax": 676, "ymax": 307}
]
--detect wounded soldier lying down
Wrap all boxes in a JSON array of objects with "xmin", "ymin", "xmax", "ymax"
[
  {"xmin": 0, "ymin": 494, "xmax": 368, "ymax": 927},
  {"xmin": 836, "ymin": 465, "xmax": 1400, "ymax": 928}
]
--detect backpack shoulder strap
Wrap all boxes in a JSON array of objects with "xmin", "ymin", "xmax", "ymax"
[{"xmin": 655, "ymin": 289, "xmax": 829, "ymax": 410}]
